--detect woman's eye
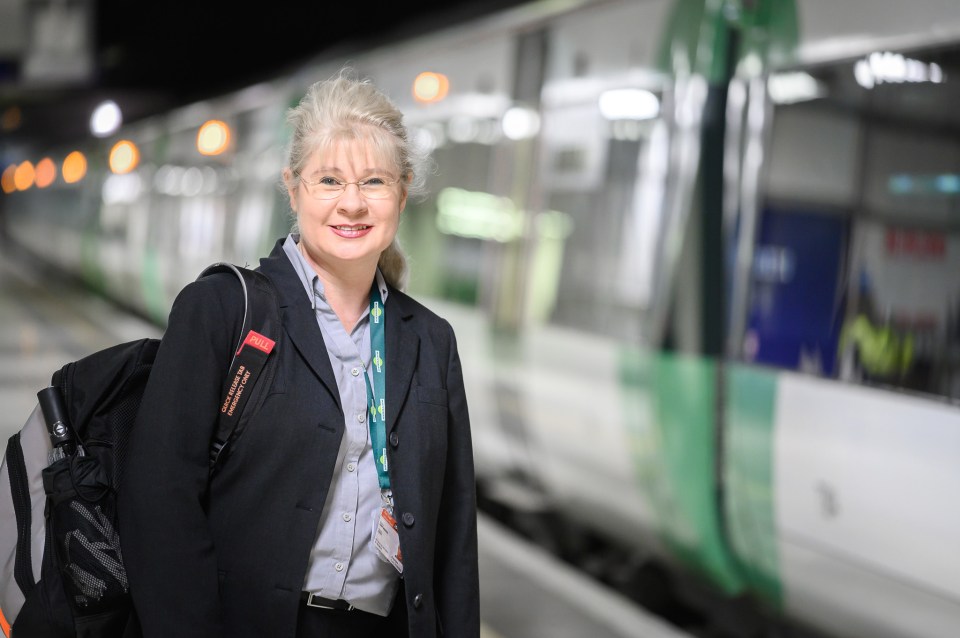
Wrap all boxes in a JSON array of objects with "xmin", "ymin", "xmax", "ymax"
[
  {"xmin": 318, "ymin": 176, "xmax": 341, "ymax": 187},
  {"xmin": 363, "ymin": 177, "xmax": 386, "ymax": 186}
]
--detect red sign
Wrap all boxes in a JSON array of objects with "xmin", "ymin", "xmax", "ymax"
[
  {"xmin": 238, "ymin": 330, "xmax": 275, "ymax": 355},
  {"xmin": 885, "ymin": 229, "xmax": 945, "ymax": 258}
]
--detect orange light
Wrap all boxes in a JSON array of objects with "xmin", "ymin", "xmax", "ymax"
[
  {"xmin": 109, "ymin": 140, "xmax": 140, "ymax": 174},
  {"xmin": 35, "ymin": 157, "xmax": 57, "ymax": 188},
  {"xmin": 62, "ymin": 151, "xmax": 88, "ymax": 184},
  {"xmin": 1, "ymin": 164, "xmax": 17, "ymax": 194},
  {"xmin": 197, "ymin": 120, "xmax": 231, "ymax": 156},
  {"xmin": 413, "ymin": 72, "xmax": 450, "ymax": 104},
  {"xmin": 14, "ymin": 161, "xmax": 35, "ymax": 191}
]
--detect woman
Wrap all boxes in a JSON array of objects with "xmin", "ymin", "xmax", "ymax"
[{"xmin": 119, "ymin": 71, "xmax": 480, "ymax": 638}]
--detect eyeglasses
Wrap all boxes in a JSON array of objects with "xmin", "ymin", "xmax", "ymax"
[{"xmin": 296, "ymin": 173, "xmax": 401, "ymax": 200}]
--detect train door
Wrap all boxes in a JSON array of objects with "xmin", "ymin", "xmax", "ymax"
[{"xmin": 514, "ymin": 0, "xmax": 680, "ymax": 552}]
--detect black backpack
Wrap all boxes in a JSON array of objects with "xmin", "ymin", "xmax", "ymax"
[{"xmin": 0, "ymin": 263, "xmax": 280, "ymax": 638}]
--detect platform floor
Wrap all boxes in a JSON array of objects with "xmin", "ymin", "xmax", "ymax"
[{"xmin": 0, "ymin": 243, "xmax": 689, "ymax": 638}]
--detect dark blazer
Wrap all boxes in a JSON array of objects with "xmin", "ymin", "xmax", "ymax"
[{"xmin": 118, "ymin": 239, "xmax": 480, "ymax": 638}]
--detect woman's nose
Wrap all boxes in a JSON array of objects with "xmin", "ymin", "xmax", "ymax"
[{"xmin": 336, "ymin": 182, "xmax": 367, "ymax": 212}]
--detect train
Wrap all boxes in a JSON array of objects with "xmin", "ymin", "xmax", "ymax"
[{"xmin": 3, "ymin": 0, "xmax": 960, "ymax": 636}]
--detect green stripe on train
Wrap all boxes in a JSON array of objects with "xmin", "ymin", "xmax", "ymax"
[
  {"xmin": 621, "ymin": 350, "xmax": 743, "ymax": 594},
  {"xmin": 724, "ymin": 363, "xmax": 782, "ymax": 606},
  {"xmin": 659, "ymin": 0, "xmax": 798, "ymax": 81},
  {"xmin": 660, "ymin": 353, "xmax": 741, "ymax": 592},
  {"xmin": 621, "ymin": 353, "xmax": 784, "ymax": 603}
]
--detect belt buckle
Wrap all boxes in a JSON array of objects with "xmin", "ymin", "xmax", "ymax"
[{"xmin": 306, "ymin": 593, "xmax": 354, "ymax": 611}]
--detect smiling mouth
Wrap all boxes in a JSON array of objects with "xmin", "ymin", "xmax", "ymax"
[{"xmin": 333, "ymin": 225, "xmax": 370, "ymax": 230}]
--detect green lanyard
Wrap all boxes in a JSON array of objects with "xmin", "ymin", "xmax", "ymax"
[{"xmin": 365, "ymin": 284, "xmax": 390, "ymax": 490}]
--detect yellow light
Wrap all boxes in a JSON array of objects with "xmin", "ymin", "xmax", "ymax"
[
  {"xmin": 14, "ymin": 161, "xmax": 35, "ymax": 191},
  {"xmin": 1, "ymin": 165, "xmax": 17, "ymax": 194},
  {"xmin": 62, "ymin": 151, "xmax": 88, "ymax": 184},
  {"xmin": 35, "ymin": 157, "xmax": 57, "ymax": 188},
  {"xmin": 197, "ymin": 120, "xmax": 231, "ymax": 156},
  {"xmin": 109, "ymin": 140, "xmax": 140, "ymax": 174},
  {"xmin": 413, "ymin": 72, "xmax": 449, "ymax": 104}
]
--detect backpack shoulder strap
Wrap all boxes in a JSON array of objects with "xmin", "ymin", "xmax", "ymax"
[
  {"xmin": 197, "ymin": 263, "xmax": 281, "ymax": 471},
  {"xmin": 197, "ymin": 263, "xmax": 280, "ymax": 356}
]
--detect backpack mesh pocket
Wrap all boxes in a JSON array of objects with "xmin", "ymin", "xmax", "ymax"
[{"xmin": 43, "ymin": 455, "xmax": 129, "ymax": 613}]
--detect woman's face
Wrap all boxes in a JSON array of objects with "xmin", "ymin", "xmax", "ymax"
[{"xmin": 286, "ymin": 136, "xmax": 406, "ymax": 278}]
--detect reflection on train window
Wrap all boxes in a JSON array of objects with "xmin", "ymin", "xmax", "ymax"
[
  {"xmin": 546, "ymin": 135, "xmax": 644, "ymax": 342},
  {"xmin": 841, "ymin": 222, "xmax": 960, "ymax": 397},
  {"xmin": 745, "ymin": 45, "xmax": 960, "ymax": 400},
  {"xmin": 401, "ymin": 141, "xmax": 496, "ymax": 306},
  {"xmin": 741, "ymin": 207, "xmax": 848, "ymax": 377},
  {"xmin": 401, "ymin": 92, "xmax": 665, "ymax": 347},
  {"xmin": 538, "ymin": 108, "xmax": 666, "ymax": 344}
]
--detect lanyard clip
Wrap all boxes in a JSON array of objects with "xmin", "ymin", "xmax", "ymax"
[{"xmin": 381, "ymin": 489, "xmax": 394, "ymax": 512}]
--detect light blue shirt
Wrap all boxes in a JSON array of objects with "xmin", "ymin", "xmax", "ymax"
[{"xmin": 282, "ymin": 234, "xmax": 399, "ymax": 616}]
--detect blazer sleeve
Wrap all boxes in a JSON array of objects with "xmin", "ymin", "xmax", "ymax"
[
  {"xmin": 433, "ymin": 323, "xmax": 481, "ymax": 637},
  {"xmin": 118, "ymin": 276, "xmax": 241, "ymax": 638}
]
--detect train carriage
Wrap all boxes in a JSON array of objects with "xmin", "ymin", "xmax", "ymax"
[{"xmin": 3, "ymin": 1, "xmax": 960, "ymax": 636}]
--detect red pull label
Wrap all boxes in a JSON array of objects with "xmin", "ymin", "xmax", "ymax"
[{"xmin": 238, "ymin": 330, "xmax": 275, "ymax": 355}]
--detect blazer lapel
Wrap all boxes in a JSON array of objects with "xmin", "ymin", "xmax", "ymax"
[
  {"xmin": 259, "ymin": 241, "xmax": 342, "ymax": 414},
  {"xmin": 386, "ymin": 291, "xmax": 418, "ymax": 433},
  {"xmin": 283, "ymin": 303, "xmax": 343, "ymax": 414}
]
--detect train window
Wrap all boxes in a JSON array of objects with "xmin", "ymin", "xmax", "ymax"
[
  {"xmin": 536, "ymin": 99, "xmax": 662, "ymax": 344},
  {"xmin": 401, "ymin": 98, "xmax": 662, "ymax": 345},
  {"xmin": 534, "ymin": 0, "xmax": 673, "ymax": 343},
  {"xmin": 400, "ymin": 140, "xmax": 498, "ymax": 307},
  {"xmin": 744, "ymin": 45, "xmax": 960, "ymax": 400},
  {"xmin": 396, "ymin": 1, "xmax": 672, "ymax": 338}
]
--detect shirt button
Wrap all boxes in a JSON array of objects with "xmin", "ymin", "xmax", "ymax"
[
  {"xmin": 346, "ymin": 463, "xmax": 356, "ymax": 472},
  {"xmin": 335, "ymin": 562, "xmax": 344, "ymax": 572},
  {"xmin": 351, "ymin": 367, "xmax": 360, "ymax": 376},
  {"xmin": 357, "ymin": 413, "xmax": 365, "ymax": 423},
  {"xmin": 343, "ymin": 513, "xmax": 352, "ymax": 522}
]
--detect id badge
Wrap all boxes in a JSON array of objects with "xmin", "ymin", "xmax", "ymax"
[{"xmin": 373, "ymin": 508, "xmax": 404, "ymax": 573}]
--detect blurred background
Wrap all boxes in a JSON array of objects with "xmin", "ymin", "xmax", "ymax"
[
  {"xmin": 2, "ymin": 1, "xmax": 959, "ymax": 638},
  {"xmin": 0, "ymin": 0, "xmax": 526, "ymax": 146}
]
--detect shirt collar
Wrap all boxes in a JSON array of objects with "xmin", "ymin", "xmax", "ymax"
[{"xmin": 282, "ymin": 233, "xmax": 389, "ymax": 311}]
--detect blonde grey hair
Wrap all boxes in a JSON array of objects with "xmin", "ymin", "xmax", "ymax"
[{"xmin": 285, "ymin": 68, "xmax": 429, "ymax": 289}]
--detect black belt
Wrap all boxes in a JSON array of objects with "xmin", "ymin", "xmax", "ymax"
[{"xmin": 301, "ymin": 592, "xmax": 355, "ymax": 611}]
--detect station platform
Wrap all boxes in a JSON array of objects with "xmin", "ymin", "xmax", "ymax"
[{"xmin": 0, "ymin": 243, "xmax": 690, "ymax": 638}]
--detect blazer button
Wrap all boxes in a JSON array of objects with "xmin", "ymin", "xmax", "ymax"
[
  {"xmin": 402, "ymin": 512, "xmax": 415, "ymax": 527},
  {"xmin": 413, "ymin": 593, "xmax": 423, "ymax": 608},
  {"xmin": 389, "ymin": 432, "xmax": 399, "ymax": 447}
]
